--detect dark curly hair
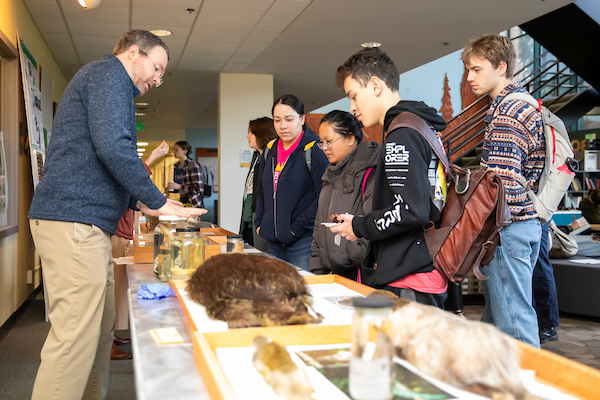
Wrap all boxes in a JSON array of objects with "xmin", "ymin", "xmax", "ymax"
[{"xmin": 335, "ymin": 48, "xmax": 399, "ymax": 91}]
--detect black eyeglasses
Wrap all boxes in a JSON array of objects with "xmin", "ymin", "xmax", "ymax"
[{"xmin": 139, "ymin": 50, "xmax": 164, "ymax": 87}]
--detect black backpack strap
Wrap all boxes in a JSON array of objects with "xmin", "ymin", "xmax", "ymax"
[
  {"xmin": 385, "ymin": 112, "xmax": 450, "ymax": 175},
  {"xmin": 303, "ymin": 140, "xmax": 316, "ymax": 174}
]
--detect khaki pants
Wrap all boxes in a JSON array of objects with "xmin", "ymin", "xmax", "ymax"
[
  {"xmin": 111, "ymin": 235, "xmax": 129, "ymax": 331},
  {"xmin": 30, "ymin": 220, "xmax": 115, "ymax": 400}
]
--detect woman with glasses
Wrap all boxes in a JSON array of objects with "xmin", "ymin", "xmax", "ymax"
[
  {"xmin": 309, "ymin": 110, "xmax": 381, "ymax": 280},
  {"xmin": 255, "ymin": 95, "xmax": 328, "ymax": 270}
]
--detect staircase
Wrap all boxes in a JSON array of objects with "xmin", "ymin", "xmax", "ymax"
[
  {"xmin": 444, "ymin": 1, "xmax": 600, "ymax": 166},
  {"xmin": 442, "ymin": 52, "xmax": 600, "ymax": 166}
]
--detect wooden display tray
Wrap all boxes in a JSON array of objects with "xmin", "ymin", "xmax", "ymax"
[
  {"xmin": 171, "ymin": 275, "xmax": 600, "ymax": 400},
  {"xmin": 200, "ymin": 227, "xmax": 236, "ymax": 244}
]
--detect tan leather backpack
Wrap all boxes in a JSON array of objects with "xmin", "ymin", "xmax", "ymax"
[{"xmin": 385, "ymin": 112, "xmax": 512, "ymax": 282}]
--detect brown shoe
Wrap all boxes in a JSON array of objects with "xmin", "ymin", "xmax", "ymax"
[
  {"xmin": 111, "ymin": 343, "xmax": 132, "ymax": 360},
  {"xmin": 113, "ymin": 335, "xmax": 131, "ymax": 346}
]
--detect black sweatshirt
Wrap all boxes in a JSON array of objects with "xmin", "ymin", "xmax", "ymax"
[{"xmin": 352, "ymin": 101, "xmax": 448, "ymax": 288}]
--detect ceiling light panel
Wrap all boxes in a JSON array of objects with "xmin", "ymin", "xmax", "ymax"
[
  {"xmin": 201, "ymin": 0, "xmax": 274, "ymax": 16},
  {"xmin": 133, "ymin": 25, "xmax": 190, "ymax": 39}
]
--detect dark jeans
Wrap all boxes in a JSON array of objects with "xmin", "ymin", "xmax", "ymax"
[
  {"xmin": 383, "ymin": 286, "xmax": 448, "ymax": 309},
  {"xmin": 267, "ymin": 230, "xmax": 313, "ymax": 271},
  {"xmin": 533, "ymin": 221, "xmax": 560, "ymax": 329},
  {"xmin": 444, "ymin": 282, "xmax": 464, "ymax": 311}
]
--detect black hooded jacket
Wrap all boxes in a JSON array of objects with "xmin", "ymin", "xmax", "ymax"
[{"xmin": 352, "ymin": 101, "xmax": 448, "ymax": 288}]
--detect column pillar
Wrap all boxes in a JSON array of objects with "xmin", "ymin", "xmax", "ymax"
[{"xmin": 218, "ymin": 73, "xmax": 273, "ymax": 232}]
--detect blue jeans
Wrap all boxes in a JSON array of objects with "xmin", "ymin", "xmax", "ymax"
[
  {"xmin": 533, "ymin": 221, "xmax": 560, "ymax": 329},
  {"xmin": 267, "ymin": 231, "xmax": 313, "ymax": 270},
  {"xmin": 480, "ymin": 218, "xmax": 541, "ymax": 348}
]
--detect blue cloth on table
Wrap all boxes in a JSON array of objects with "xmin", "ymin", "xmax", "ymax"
[{"xmin": 137, "ymin": 283, "xmax": 174, "ymax": 299}]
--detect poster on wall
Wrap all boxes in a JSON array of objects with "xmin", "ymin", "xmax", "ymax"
[
  {"xmin": 0, "ymin": 132, "xmax": 8, "ymax": 227},
  {"xmin": 18, "ymin": 35, "xmax": 45, "ymax": 188}
]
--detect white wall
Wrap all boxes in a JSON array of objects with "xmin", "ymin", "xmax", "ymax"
[{"xmin": 218, "ymin": 73, "xmax": 273, "ymax": 232}]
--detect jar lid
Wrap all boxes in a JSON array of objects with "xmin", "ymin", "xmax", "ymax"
[
  {"xmin": 158, "ymin": 215, "xmax": 188, "ymax": 221},
  {"xmin": 227, "ymin": 234, "xmax": 243, "ymax": 239},
  {"xmin": 175, "ymin": 227, "xmax": 200, "ymax": 232},
  {"xmin": 353, "ymin": 296, "xmax": 393, "ymax": 309}
]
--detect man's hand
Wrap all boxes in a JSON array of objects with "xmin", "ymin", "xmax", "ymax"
[
  {"xmin": 167, "ymin": 182, "xmax": 181, "ymax": 190},
  {"xmin": 256, "ymin": 226, "xmax": 260, "ymax": 235},
  {"xmin": 137, "ymin": 199, "xmax": 207, "ymax": 218},
  {"xmin": 330, "ymin": 213, "xmax": 357, "ymax": 241}
]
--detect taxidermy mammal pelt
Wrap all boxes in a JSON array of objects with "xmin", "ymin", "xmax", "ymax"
[
  {"xmin": 186, "ymin": 253, "xmax": 323, "ymax": 328},
  {"xmin": 391, "ymin": 300, "xmax": 541, "ymax": 400}
]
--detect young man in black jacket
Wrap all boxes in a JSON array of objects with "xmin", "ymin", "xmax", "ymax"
[{"xmin": 331, "ymin": 48, "xmax": 448, "ymax": 307}]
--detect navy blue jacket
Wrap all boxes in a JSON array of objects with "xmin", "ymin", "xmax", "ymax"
[
  {"xmin": 28, "ymin": 55, "xmax": 166, "ymax": 235},
  {"xmin": 255, "ymin": 128, "xmax": 328, "ymax": 245}
]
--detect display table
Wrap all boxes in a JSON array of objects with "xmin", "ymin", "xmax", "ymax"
[
  {"xmin": 127, "ymin": 253, "xmax": 600, "ymax": 399},
  {"xmin": 551, "ymin": 235, "xmax": 600, "ymax": 317}
]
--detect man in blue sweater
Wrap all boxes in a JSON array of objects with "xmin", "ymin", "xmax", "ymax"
[{"xmin": 28, "ymin": 30, "xmax": 206, "ymax": 399}]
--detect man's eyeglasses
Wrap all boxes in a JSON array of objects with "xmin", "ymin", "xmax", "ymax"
[
  {"xmin": 139, "ymin": 50, "xmax": 164, "ymax": 87},
  {"xmin": 317, "ymin": 136, "xmax": 342, "ymax": 150}
]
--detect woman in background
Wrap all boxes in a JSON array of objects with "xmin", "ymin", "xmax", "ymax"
[
  {"xmin": 255, "ymin": 95, "xmax": 328, "ymax": 270},
  {"xmin": 309, "ymin": 110, "xmax": 380, "ymax": 280},
  {"xmin": 168, "ymin": 141, "xmax": 204, "ymax": 208},
  {"xmin": 240, "ymin": 117, "xmax": 278, "ymax": 251}
]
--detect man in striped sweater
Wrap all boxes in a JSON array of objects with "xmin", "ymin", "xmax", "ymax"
[{"xmin": 462, "ymin": 34, "xmax": 545, "ymax": 348}]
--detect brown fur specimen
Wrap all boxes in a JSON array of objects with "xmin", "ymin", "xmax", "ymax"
[
  {"xmin": 391, "ymin": 301, "xmax": 528, "ymax": 400},
  {"xmin": 186, "ymin": 253, "xmax": 323, "ymax": 329}
]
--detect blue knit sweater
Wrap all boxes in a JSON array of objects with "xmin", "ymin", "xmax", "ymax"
[{"xmin": 28, "ymin": 55, "xmax": 166, "ymax": 235}]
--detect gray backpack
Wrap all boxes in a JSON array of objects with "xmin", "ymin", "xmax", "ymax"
[{"xmin": 499, "ymin": 93, "xmax": 578, "ymax": 222}]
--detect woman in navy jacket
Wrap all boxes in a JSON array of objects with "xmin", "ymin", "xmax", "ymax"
[{"xmin": 255, "ymin": 95, "xmax": 328, "ymax": 270}]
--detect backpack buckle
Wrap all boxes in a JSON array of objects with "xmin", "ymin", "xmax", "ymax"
[{"xmin": 423, "ymin": 221, "xmax": 435, "ymax": 232}]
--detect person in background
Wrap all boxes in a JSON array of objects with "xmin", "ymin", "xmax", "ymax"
[
  {"xmin": 240, "ymin": 117, "xmax": 278, "ymax": 251},
  {"xmin": 330, "ymin": 48, "xmax": 449, "ymax": 308},
  {"xmin": 255, "ymin": 94, "xmax": 328, "ymax": 270},
  {"xmin": 461, "ymin": 34, "xmax": 545, "ymax": 347},
  {"xmin": 533, "ymin": 221, "xmax": 560, "ymax": 344},
  {"xmin": 168, "ymin": 141, "xmax": 204, "ymax": 208},
  {"xmin": 579, "ymin": 188, "xmax": 600, "ymax": 224},
  {"xmin": 309, "ymin": 110, "xmax": 380, "ymax": 280},
  {"xmin": 111, "ymin": 140, "xmax": 169, "ymax": 361},
  {"xmin": 27, "ymin": 30, "xmax": 206, "ymax": 400}
]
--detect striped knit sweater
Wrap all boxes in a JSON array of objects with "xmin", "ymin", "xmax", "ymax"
[{"xmin": 481, "ymin": 82, "xmax": 545, "ymax": 221}]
